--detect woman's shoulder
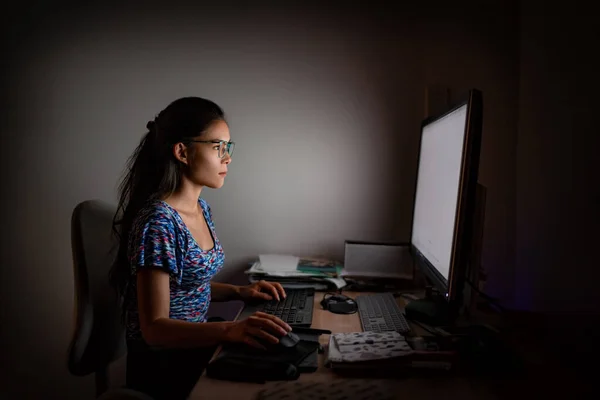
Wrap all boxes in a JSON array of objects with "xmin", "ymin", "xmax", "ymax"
[{"xmin": 133, "ymin": 200, "xmax": 181, "ymax": 233}]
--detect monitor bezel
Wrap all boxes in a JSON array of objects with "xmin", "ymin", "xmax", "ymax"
[{"xmin": 409, "ymin": 89, "xmax": 483, "ymax": 309}]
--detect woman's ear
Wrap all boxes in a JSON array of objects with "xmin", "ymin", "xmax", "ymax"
[{"xmin": 172, "ymin": 143, "xmax": 189, "ymax": 165}]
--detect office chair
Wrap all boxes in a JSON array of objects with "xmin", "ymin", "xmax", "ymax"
[{"xmin": 67, "ymin": 199, "xmax": 134, "ymax": 397}]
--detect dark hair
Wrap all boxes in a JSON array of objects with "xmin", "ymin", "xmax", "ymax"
[{"xmin": 109, "ymin": 97, "xmax": 225, "ymax": 316}]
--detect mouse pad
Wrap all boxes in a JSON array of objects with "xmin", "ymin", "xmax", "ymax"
[
  {"xmin": 217, "ymin": 340, "xmax": 320, "ymax": 366},
  {"xmin": 207, "ymin": 341, "xmax": 320, "ymax": 382}
]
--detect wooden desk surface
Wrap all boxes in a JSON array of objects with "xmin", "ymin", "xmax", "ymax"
[{"xmin": 189, "ymin": 292, "xmax": 500, "ymax": 400}]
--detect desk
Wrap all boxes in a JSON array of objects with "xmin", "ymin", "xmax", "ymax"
[{"xmin": 189, "ymin": 292, "xmax": 505, "ymax": 400}]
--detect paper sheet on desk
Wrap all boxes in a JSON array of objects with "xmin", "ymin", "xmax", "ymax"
[
  {"xmin": 255, "ymin": 270, "xmax": 311, "ymax": 277},
  {"xmin": 258, "ymin": 254, "xmax": 299, "ymax": 272},
  {"xmin": 247, "ymin": 258, "xmax": 347, "ymax": 289}
]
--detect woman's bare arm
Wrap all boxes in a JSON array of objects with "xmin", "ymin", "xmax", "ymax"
[
  {"xmin": 136, "ymin": 269, "xmax": 234, "ymax": 348},
  {"xmin": 210, "ymin": 282, "xmax": 242, "ymax": 302}
]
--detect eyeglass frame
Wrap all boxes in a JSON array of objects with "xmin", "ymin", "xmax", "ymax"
[{"xmin": 185, "ymin": 139, "xmax": 235, "ymax": 158}]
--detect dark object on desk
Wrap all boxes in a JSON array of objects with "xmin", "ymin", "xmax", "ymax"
[
  {"xmin": 292, "ymin": 328, "xmax": 329, "ymax": 372},
  {"xmin": 259, "ymin": 331, "xmax": 301, "ymax": 351},
  {"xmin": 405, "ymin": 294, "xmax": 450, "ymax": 326},
  {"xmin": 279, "ymin": 331, "xmax": 301, "ymax": 348},
  {"xmin": 292, "ymin": 327, "xmax": 331, "ymax": 362},
  {"xmin": 237, "ymin": 288, "xmax": 315, "ymax": 327},
  {"xmin": 356, "ymin": 292, "xmax": 411, "ymax": 333},
  {"xmin": 320, "ymin": 293, "xmax": 358, "ymax": 314},
  {"xmin": 291, "ymin": 326, "xmax": 331, "ymax": 335},
  {"xmin": 207, "ymin": 357, "xmax": 300, "ymax": 383},
  {"xmin": 206, "ymin": 338, "xmax": 321, "ymax": 383}
]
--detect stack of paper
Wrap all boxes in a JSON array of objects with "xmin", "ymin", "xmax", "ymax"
[{"xmin": 245, "ymin": 254, "xmax": 347, "ymax": 290}]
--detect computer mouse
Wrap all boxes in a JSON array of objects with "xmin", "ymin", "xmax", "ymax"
[
  {"xmin": 277, "ymin": 331, "xmax": 300, "ymax": 348},
  {"xmin": 320, "ymin": 293, "xmax": 358, "ymax": 314},
  {"xmin": 252, "ymin": 331, "xmax": 300, "ymax": 352}
]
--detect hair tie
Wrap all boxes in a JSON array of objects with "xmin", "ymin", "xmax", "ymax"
[
  {"xmin": 146, "ymin": 120, "xmax": 156, "ymax": 132},
  {"xmin": 146, "ymin": 118, "xmax": 162, "ymax": 143}
]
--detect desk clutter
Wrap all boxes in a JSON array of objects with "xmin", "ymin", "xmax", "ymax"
[
  {"xmin": 205, "ymin": 329, "xmax": 456, "ymax": 383},
  {"xmin": 205, "ymin": 328, "xmax": 330, "ymax": 383},
  {"xmin": 245, "ymin": 254, "xmax": 347, "ymax": 291},
  {"xmin": 245, "ymin": 253, "xmax": 417, "ymax": 293},
  {"xmin": 325, "ymin": 331, "xmax": 457, "ymax": 373}
]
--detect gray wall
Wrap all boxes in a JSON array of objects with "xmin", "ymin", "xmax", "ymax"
[
  {"xmin": 1, "ymin": 1, "xmax": 529, "ymax": 398},
  {"xmin": 514, "ymin": 3, "xmax": 599, "ymax": 367},
  {"xmin": 416, "ymin": 11, "xmax": 520, "ymax": 308},
  {"xmin": 517, "ymin": 7, "xmax": 599, "ymax": 314}
]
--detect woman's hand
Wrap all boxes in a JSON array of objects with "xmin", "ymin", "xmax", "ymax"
[
  {"xmin": 224, "ymin": 312, "xmax": 292, "ymax": 349},
  {"xmin": 239, "ymin": 280, "xmax": 287, "ymax": 302}
]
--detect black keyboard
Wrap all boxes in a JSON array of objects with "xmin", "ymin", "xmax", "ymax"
[
  {"xmin": 237, "ymin": 288, "xmax": 315, "ymax": 327},
  {"xmin": 356, "ymin": 293, "xmax": 411, "ymax": 333}
]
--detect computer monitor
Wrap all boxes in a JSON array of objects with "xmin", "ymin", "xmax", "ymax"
[{"xmin": 407, "ymin": 89, "xmax": 483, "ymax": 325}]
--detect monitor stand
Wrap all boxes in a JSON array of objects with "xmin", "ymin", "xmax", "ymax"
[{"xmin": 405, "ymin": 289, "xmax": 450, "ymax": 326}]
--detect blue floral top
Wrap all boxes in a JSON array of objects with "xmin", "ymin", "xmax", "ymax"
[{"xmin": 125, "ymin": 198, "xmax": 225, "ymax": 342}]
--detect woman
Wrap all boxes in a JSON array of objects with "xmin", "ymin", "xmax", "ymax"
[{"xmin": 109, "ymin": 97, "xmax": 290, "ymax": 399}]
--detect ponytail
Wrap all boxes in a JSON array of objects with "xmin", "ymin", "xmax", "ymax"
[{"xmin": 109, "ymin": 96, "xmax": 226, "ymax": 321}]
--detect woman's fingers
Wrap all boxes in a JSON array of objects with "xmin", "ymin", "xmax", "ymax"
[
  {"xmin": 270, "ymin": 282, "xmax": 287, "ymax": 299},
  {"xmin": 257, "ymin": 280, "xmax": 280, "ymax": 301},
  {"xmin": 249, "ymin": 314, "xmax": 289, "ymax": 335},
  {"xmin": 252, "ymin": 312, "xmax": 292, "ymax": 332},
  {"xmin": 246, "ymin": 326, "xmax": 280, "ymax": 344}
]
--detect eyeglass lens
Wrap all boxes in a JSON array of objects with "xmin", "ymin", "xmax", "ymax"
[{"xmin": 219, "ymin": 141, "xmax": 234, "ymax": 158}]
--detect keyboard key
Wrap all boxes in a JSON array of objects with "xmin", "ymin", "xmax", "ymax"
[{"xmin": 246, "ymin": 288, "xmax": 314, "ymax": 327}]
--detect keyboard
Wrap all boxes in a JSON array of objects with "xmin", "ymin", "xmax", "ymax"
[
  {"xmin": 237, "ymin": 287, "xmax": 315, "ymax": 327},
  {"xmin": 356, "ymin": 293, "xmax": 411, "ymax": 333}
]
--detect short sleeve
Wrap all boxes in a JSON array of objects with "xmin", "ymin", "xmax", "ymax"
[
  {"xmin": 200, "ymin": 198, "xmax": 210, "ymax": 216},
  {"xmin": 129, "ymin": 211, "xmax": 184, "ymax": 284},
  {"xmin": 200, "ymin": 198, "xmax": 214, "ymax": 225}
]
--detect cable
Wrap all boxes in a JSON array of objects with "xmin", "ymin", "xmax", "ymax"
[
  {"xmin": 405, "ymin": 317, "xmax": 444, "ymax": 336},
  {"xmin": 465, "ymin": 279, "xmax": 506, "ymax": 313}
]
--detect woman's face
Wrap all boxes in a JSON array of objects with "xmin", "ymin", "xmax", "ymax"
[{"xmin": 177, "ymin": 119, "xmax": 232, "ymax": 189}]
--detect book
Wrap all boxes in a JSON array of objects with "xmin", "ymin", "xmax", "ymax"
[
  {"xmin": 245, "ymin": 261, "xmax": 347, "ymax": 290},
  {"xmin": 296, "ymin": 257, "xmax": 343, "ymax": 275}
]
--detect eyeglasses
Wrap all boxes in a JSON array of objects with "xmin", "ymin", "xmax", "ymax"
[{"xmin": 187, "ymin": 140, "xmax": 235, "ymax": 159}]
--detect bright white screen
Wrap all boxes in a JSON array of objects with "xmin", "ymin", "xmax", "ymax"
[{"xmin": 411, "ymin": 105, "xmax": 467, "ymax": 280}]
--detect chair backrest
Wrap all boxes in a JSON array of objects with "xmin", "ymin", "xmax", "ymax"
[{"xmin": 68, "ymin": 199, "xmax": 126, "ymax": 380}]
